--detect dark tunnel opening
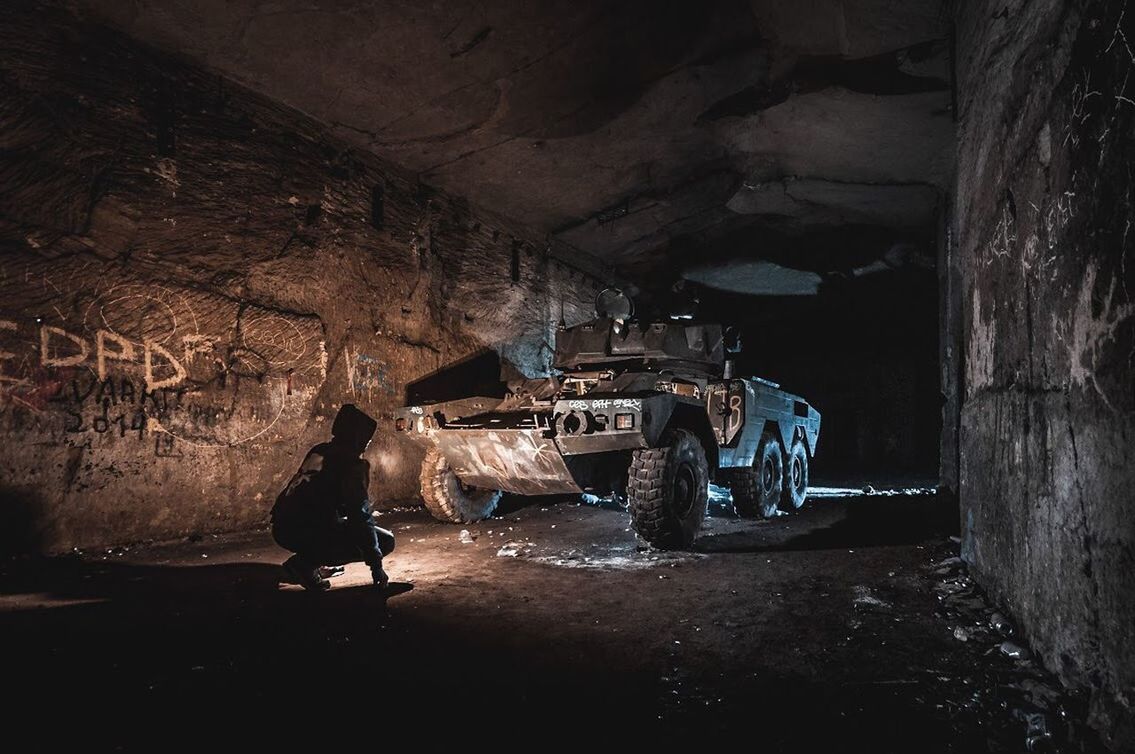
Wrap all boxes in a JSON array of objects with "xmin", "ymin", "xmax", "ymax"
[{"xmin": 698, "ymin": 267, "xmax": 942, "ymax": 484}]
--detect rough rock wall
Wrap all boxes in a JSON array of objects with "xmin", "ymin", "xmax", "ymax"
[
  {"xmin": 0, "ymin": 1, "xmax": 604, "ymax": 554},
  {"xmin": 954, "ymin": 0, "xmax": 1134, "ymax": 746}
]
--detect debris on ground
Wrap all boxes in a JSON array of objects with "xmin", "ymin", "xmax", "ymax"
[
  {"xmin": 1009, "ymin": 706, "xmax": 1053, "ymax": 752},
  {"xmin": 496, "ymin": 541, "xmax": 534, "ymax": 558},
  {"xmin": 852, "ymin": 585, "xmax": 891, "ymax": 609},
  {"xmin": 530, "ymin": 543, "xmax": 702, "ymax": 570},
  {"xmin": 989, "ymin": 611, "xmax": 1014, "ymax": 635},
  {"xmin": 458, "ymin": 529, "xmax": 476, "ymax": 544},
  {"xmin": 808, "ymin": 485, "xmax": 938, "ymax": 498},
  {"xmin": 918, "ymin": 537, "xmax": 1105, "ymax": 753},
  {"xmin": 373, "ymin": 505, "xmax": 421, "ymax": 515},
  {"xmin": 1000, "ymin": 641, "xmax": 1030, "ymax": 660},
  {"xmin": 930, "ymin": 556, "xmax": 963, "ymax": 575}
]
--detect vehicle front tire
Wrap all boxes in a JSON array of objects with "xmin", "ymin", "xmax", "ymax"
[
  {"xmin": 730, "ymin": 431, "xmax": 783, "ymax": 518},
  {"xmin": 780, "ymin": 437, "xmax": 809, "ymax": 511},
  {"xmin": 627, "ymin": 429, "xmax": 709, "ymax": 549},
  {"xmin": 419, "ymin": 445, "xmax": 502, "ymax": 523}
]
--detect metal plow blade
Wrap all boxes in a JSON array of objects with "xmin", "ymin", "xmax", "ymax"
[{"xmin": 435, "ymin": 429, "xmax": 582, "ymax": 495}]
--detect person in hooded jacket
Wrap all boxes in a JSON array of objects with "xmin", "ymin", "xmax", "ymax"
[{"xmin": 271, "ymin": 404, "xmax": 394, "ymax": 591}]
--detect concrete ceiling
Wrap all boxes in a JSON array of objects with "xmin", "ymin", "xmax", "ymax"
[{"xmin": 76, "ymin": 0, "xmax": 954, "ymax": 293}]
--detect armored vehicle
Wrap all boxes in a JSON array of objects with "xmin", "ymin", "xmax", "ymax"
[{"xmin": 395, "ymin": 290, "xmax": 821, "ymax": 548}]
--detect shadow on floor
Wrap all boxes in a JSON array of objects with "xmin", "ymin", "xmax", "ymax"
[
  {"xmin": 0, "ymin": 551, "xmax": 978, "ymax": 752},
  {"xmin": 0, "ymin": 484, "xmax": 51, "ymax": 556},
  {"xmin": 696, "ymin": 492, "xmax": 959, "ymax": 554}
]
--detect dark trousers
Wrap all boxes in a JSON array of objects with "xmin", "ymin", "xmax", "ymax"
[{"xmin": 274, "ymin": 519, "xmax": 395, "ymax": 569}]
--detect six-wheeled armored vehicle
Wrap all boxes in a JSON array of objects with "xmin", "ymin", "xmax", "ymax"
[{"xmin": 394, "ymin": 291, "xmax": 821, "ymax": 549}]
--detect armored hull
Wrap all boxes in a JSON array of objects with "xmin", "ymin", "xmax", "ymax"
[{"xmin": 396, "ymin": 315, "xmax": 821, "ymax": 547}]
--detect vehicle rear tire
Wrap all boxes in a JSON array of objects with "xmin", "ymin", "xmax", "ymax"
[
  {"xmin": 419, "ymin": 445, "xmax": 502, "ymax": 523},
  {"xmin": 627, "ymin": 429, "xmax": 709, "ymax": 549},
  {"xmin": 780, "ymin": 437, "xmax": 809, "ymax": 511},
  {"xmin": 730, "ymin": 431, "xmax": 783, "ymax": 518}
]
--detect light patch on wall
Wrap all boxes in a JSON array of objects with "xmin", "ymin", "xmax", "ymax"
[
  {"xmin": 371, "ymin": 449, "xmax": 402, "ymax": 476},
  {"xmin": 683, "ymin": 260, "xmax": 822, "ymax": 296},
  {"xmin": 1068, "ymin": 261, "xmax": 1134, "ymax": 411},
  {"xmin": 966, "ymin": 286, "xmax": 996, "ymax": 396}
]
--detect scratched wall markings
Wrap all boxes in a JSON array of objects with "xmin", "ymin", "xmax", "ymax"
[{"xmin": 0, "ymin": 277, "xmax": 328, "ymax": 450}]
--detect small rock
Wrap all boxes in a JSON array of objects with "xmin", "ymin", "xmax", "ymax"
[
  {"xmin": 458, "ymin": 529, "xmax": 476, "ymax": 544},
  {"xmin": 1000, "ymin": 641, "xmax": 1030, "ymax": 660},
  {"xmin": 990, "ymin": 612, "xmax": 1014, "ymax": 635},
  {"xmin": 931, "ymin": 556, "xmax": 963, "ymax": 575},
  {"xmin": 1017, "ymin": 678, "xmax": 1063, "ymax": 709},
  {"xmin": 853, "ymin": 585, "xmax": 890, "ymax": 608},
  {"xmin": 496, "ymin": 541, "xmax": 531, "ymax": 557},
  {"xmin": 1012, "ymin": 708, "xmax": 1052, "ymax": 752},
  {"xmin": 953, "ymin": 626, "xmax": 971, "ymax": 642}
]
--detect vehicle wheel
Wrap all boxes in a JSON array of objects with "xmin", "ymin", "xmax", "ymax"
[
  {"xmin": 627, "ymin": 429, "xmax": 709, "ymax": 549},
  {"xmin": 730, "ymin": 431, "xmax": 782, "ymax": 518},
  {"xmin": 419, "ymin": 445, "xmax": 502, "ymax": 523},
  {"xmin": 780, "ymin": 437, "xmax": 809, "ymax": 511}
]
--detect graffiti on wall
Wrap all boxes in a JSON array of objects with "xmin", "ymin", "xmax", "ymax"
[
  {"xmin": 0, "ymin": 274, "xmax": 328, "ymax": 450},
  {"xmin": 344, "ymin": 347, "xmax": 393, "ymax": 401}
]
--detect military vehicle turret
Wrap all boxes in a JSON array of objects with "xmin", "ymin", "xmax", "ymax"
[{"xmin": 395, "ymin": 290, "xmax": 821, "ymax": 549}]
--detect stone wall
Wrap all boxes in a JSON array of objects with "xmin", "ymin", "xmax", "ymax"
[
  {"xmin": 953, "ymin": 0, "xmax": 1134, "ymax": 746},
  {"xmin": 0, "ymin": 1, "xmax": 606, "ymax": 554}
]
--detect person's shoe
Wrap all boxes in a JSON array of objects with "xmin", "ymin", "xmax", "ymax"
[
  {"xmin": 317, "ymin": 565, "xmax": 345, "ymax": 579},
  {"xmin": 283, "ymin": 555, "xmax": 330, "ymax": 592}
]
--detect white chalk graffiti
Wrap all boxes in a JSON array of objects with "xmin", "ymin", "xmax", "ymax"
[
  {"xmin": 1067, "ymin": 262, "xmax": 1134, "ymax": 411},
  {"xmin": 1, "ymin": 277, "xmax": 329, "ymax": 448},
  {"xmin": 986, "ymin": 202, "xmax": 1016, "ymax": 265}
]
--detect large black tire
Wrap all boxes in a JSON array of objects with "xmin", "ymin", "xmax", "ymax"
[
  {"xmin": 419, "ymin": 445, "xmax": 502, "ymax": 523},
  {"xmin": 627, "ymin": 429, "xmax": 709, "ymax": 549},
  {"xmin": 730, "ymin": 431, "xmax": 783, "ymax": 518},
  {"xmin": 780, "ymin": 437, "xmax": 809, "ymax": 511}
]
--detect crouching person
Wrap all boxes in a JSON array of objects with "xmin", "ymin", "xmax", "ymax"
[{"xmin": 271, "ymin": 404, "xmax": 394, "ymax": 591}]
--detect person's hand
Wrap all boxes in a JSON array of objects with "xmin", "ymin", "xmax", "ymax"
[{"xmin": 371, "ymin": 565, "xmax": 390, "ymax": 590}]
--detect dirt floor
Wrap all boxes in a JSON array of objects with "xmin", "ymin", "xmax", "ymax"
[{"xmin": 0, "ymin": 488, "xmax": 1107, "ymax": 752}]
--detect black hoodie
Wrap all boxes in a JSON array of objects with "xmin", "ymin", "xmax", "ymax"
[{"xmin": 270, "ymin": 404, "xmax": 378, "ymax": 541}]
